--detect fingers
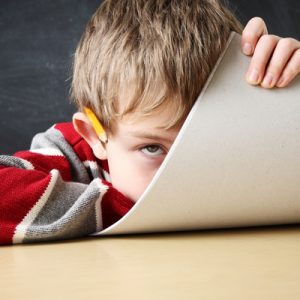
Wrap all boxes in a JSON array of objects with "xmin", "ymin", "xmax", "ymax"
[
  {"xmin": 242, "ymin": 17, "xmax": 268, "ymax": 56},
  {"xmin": 276, "ymin": 48, "xmax": 300, "ymax": 87},
  {"xmin": 245, "ymin": 35, "xmax": 280, "ymax": 86},
  {"xmin": 246, "ymin": 36, "xmax": 300, "ymax": 88},
  {"xmin": 263, "ymin": 38, "xmax": 300, "ymax": 88},
  {"xmin": 242, "ymin": 17, "xmax": 300, "ymax": 88}
]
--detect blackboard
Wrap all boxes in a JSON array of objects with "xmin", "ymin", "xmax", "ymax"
[
  {"xmin": 0, "ymin": 0, "xmax": 100, "ymax": 154},
  {"xmin": 228, "ymin": 0, "xmax": 300, "ymax": 39},
  {"xmin": 0, "ymin": 0, "xmax": 299, "ymax": 154}
]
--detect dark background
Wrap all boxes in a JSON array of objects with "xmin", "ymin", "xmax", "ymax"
[{"xmin": 0, "ymin": 0, "xmax": 299, "ymax": 154}]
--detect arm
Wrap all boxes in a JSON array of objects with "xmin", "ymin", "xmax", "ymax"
[
  {"xmin": 0, "ymin": 124, "xmax": 133, "ymax": 245},
  {"xmin": 241, "ymin": 17, "xmax": 300, "ymax": 88}
]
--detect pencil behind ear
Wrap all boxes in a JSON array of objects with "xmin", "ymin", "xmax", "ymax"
[{"xmin": 72, "ymin": 112, "xmax": 107, "ymax": 160}]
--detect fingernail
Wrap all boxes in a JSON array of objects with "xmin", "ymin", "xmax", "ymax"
[
  {"xmin": 243, "ymin": 43, "xmax": 252, "ymax": 55},
  {"xmin": 262, "ymin": 72, "xmax": 274, "ymax": 88},
  {"xmin": 247, "ymin": 69, "xmax": 259, "ymax": 84}
]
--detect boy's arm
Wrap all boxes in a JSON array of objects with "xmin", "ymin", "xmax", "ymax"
[
  {"xmin": 0, "ymin": 124, "xmax": 133, "ymax": 245},
  {"xmin": 241, "ymin": 17, "xmax": 300, "ymax": 88}
]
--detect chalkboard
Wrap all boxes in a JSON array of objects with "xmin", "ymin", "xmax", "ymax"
[
  {"xmin": 228, "ymin": 0, "xmax": 300, "ymax": 39},
  {"xmin": 0, "ymin": 0, "xmax": 299, "ymax": 154},
  {"xmin": 0, "ymin": 0, "xmax": 100, "ymax": 154}
]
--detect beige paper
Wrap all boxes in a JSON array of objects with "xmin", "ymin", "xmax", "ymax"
[{"xmin": 96, "ymin": 32, "xmax": 300, "ymax": 236}]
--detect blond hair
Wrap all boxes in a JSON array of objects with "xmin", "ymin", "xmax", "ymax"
[{"xmin": 71, "ymin": 0, "xmax": 242, "ymax": 132}]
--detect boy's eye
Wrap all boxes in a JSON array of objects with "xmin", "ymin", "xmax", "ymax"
[{"xmin": 140, "ymin": 145, "xmax": 165, "ymax": 157}]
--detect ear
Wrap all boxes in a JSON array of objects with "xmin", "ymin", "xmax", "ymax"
[{"xmin": 72, "ymin": 112, "xmax": 107, "ymax": 160}]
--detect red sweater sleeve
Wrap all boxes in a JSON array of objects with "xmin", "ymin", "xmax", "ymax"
[{"xmin": 0, "ymin": 123, "xmax": 134, "ymax": 245}]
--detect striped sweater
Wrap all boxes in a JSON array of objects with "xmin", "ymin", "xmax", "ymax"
[{"xmin": 0, "ymin": 123, "xmax": 134, "ymax": 245}]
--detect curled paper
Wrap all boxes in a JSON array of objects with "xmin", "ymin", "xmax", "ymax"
[{"xmin": 95, "ymin": 33, "xmax": 300, "ymax": 236}]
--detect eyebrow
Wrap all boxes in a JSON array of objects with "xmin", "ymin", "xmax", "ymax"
[{"xmin": 128, "ymin": 131, "xmax": 175, "ymax": 144}]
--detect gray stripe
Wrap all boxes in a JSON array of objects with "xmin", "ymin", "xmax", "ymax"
[
  {"xmin": 31, "ymin": 126, "xmax": 92, "ymax": 184},
  {"xmin": 23, "ymin": 178, "xmax": 102, "ymax": 243},
  {"xmin": 0, "ymin": 155, "xmax": 32, "ymax": 169}
]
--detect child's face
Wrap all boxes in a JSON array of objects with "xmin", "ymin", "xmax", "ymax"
[{"xmin": 104, "ymin": 108, "xmax": 182, "ymax": 202}]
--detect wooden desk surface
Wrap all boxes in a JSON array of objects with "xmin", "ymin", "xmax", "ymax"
[{"xmin": 1, "ymin": 226, "xmax": 300, "ymax": 299}]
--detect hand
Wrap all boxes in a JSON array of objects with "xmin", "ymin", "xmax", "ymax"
[{"xmin": 241, "ymin": 17, "xmax": 300, "ymax": 88}]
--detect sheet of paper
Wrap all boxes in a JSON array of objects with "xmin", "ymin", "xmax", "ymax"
[{"xmin": 96, "ymin": 32, "xmax": 300, "ymax": 236}]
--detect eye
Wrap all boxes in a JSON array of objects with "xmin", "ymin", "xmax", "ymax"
[{"xmin": 140, "ymin": 144, "xmax": 165, "ymax": 157}]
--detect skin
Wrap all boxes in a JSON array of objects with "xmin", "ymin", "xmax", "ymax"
[
  {"xmin": 94, "ymin": 109, "xmax": 181, "ymax": 201},
  {"xmin": 73, "ymin": 17, "xmax": 300, "ymax": 202},
  {"xmin": 73, "ymin": 103, "xmax": 182, "ymax": 201},
  {"xmin": 242, "ymin": 17, "xmax": 300, "ymax": 88}
]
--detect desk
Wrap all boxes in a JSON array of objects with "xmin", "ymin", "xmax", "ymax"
[{"xmin": 1, "ymin": 226, "xmax": 300, "ymax": 299}]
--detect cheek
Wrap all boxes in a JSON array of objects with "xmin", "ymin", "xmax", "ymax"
[{"xmin": 106, "ymin": 149, "xmax": 161, "ymax": 202}]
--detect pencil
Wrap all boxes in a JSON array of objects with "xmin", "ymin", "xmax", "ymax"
[{"xmin": 84, "ymin": 107, "xmax": 108, "ymax": 143}]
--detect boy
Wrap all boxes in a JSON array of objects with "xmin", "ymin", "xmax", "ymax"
[{"xmin": 0, "ymin": 0, "xmax": 299, "ymax": 245}]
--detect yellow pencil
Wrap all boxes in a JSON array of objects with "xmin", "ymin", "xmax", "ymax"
[{"xmin": 84, "ymin": 107, "xmax": 108, "ymax": 143}]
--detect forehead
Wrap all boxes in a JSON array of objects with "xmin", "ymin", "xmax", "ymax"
[
  {"xmin": 114, "ymin": 113, "xmax": 181, "ymax": 147},
  {"xmin": 113, "ymin": 103, "xmax": 183, "ymax": 140},
  {"xmin": 121, "ymin": 101, "xmax": 182, "ymax": 129},
  {"xmin": 115, "ymin": 86, "xmax": 185, "ymax": 129}
]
